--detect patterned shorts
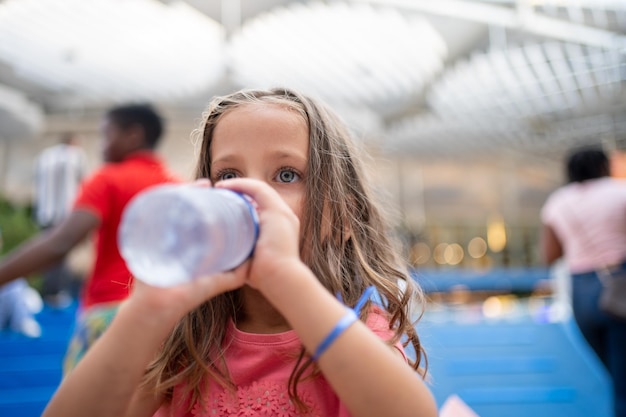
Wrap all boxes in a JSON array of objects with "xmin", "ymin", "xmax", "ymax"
[{"xmin": 63, "ymin": 302, "xmax": 120, "ymax": 375}]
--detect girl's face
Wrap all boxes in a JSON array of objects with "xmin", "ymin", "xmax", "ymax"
[{"xmin": 210, "ymin": 103, "xmax": 309, "ymax": 220}]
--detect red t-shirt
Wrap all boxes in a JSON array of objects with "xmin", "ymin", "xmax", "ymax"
[{"xmin": 73, "ymin": 151, "xmax": 181, "ymax": 308}]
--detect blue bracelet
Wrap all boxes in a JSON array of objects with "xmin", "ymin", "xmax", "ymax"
[
  {"xmin": 312, "ymin": 286, "xmax": 376, "ymax": 361},
  {"xmin": 312, "ymin": 308, "xmax": 358, "ymax": 361}
]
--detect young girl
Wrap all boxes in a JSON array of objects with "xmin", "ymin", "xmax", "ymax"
[{"xmin": 42, "ymin": 88, "xmax": 437, "ymax": 417}]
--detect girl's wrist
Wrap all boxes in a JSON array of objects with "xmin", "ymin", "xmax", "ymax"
[{"xmin": 256, "ymin": 264, "xmax": 358, "ymax": 360}]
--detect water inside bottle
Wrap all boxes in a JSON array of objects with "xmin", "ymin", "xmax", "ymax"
[
  {"xmin": 121, "ymin": 192, "xmax": 198, "ymax": 286},
  {"xmin": 119, "ymin": 186, "xmax": 258, "ymax": 287}
]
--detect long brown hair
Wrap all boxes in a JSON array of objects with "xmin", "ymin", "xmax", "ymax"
[{"xmin": 142, "ymin": 87, "xmax": 427, "ymax": 410}]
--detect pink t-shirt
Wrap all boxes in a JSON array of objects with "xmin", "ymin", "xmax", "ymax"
[
  {"xmin": 155, "ymin": 309, "xmax": 406, "ymax": 417},
  {"xmin": 541, "ymin": 177, "xmax": 626, "ymax": 273}
]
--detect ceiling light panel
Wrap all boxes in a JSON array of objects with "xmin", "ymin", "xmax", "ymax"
[
  {"xmin": 228, "ymin": 1, "xmax": 447, "ymax": 111},
  {"xmin": 0, "ymin": 83, "xmax": 43, "ymax": 140},
  {"xmin": 0, "ymin": 0, "xmax": 226, "ymax": 106},
  {"xmin": 386, "ymin": 40, "xmax": 625, "ymax": 154},
  {"xmin": 427, "ymin": 41, "xmax": 625, "ymax": 121},
  {"xmin": 533, "ymin": 0, "xmax": 626, "ymax": 34}
]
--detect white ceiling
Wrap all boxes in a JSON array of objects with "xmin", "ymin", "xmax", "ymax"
[{"xmin": 0, "ymin": 0, "xmax": 624, "ymax": 158}]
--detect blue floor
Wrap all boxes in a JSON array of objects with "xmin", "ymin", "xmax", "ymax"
[
  {"xmin": 418, "ymin": 305, "xmax": 614, "ymax": 417},
  {"xmin": 0, "ymin": 303, "xmax": 76, "ymax": 417},
  {"xmin": 0, "ymin": 295, "xmax": 616, "ymax": 417},
  {"xmin": 414, "ymin": 267, "xmax": 615, "ymax": 417}
]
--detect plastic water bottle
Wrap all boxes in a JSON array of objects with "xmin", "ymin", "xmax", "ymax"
[{"xmin": 118, "ymin": 184, "xmax": 259, "ymax": 287}]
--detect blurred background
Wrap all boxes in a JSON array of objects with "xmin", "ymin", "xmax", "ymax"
[
  {"xmin": 1, "ymin": 0, "xmax": 625, "ymax": 269},
  {"xmin": 0, "ymin": 1, "xmax": 624, "ymax": 416}
]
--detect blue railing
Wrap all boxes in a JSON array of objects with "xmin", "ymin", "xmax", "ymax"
[{"xmin": 412, "ymin": 267, "xmax": 551, "ymax": 293}]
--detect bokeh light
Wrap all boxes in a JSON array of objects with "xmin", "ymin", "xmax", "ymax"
[{"xmin": 468, "ymin": 237, "xmax": 488, "ymax": 258}]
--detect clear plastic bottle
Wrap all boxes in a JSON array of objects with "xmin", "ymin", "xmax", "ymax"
[{"xmin": 118, "ymin": 184, "xmax": 259, "ymax": 287}]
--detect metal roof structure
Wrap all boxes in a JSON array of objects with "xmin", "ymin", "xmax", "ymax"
[{"xmin": 0, "ymin": 0, "xmax": 624, "ymax": 157}]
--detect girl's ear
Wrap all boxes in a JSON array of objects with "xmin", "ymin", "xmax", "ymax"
[
  {"xmin": 344, "ymin": 226, "xmax": 352, "ymax": 243},
  {"xmin": 321, "ymin": 195, "xmax": 354, "ymax": 243},
  {"xmin": 343, "ymin": 197, "xmax": 356, "ymax": 242},
  {"xmin": 343, "ymin": 216, "xmax": 352, "ymax": 242}
]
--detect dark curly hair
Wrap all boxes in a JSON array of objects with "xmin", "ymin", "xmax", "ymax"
[{"xmin": 566, "ymin": 146, "xmax": 609, "ymax": 183}]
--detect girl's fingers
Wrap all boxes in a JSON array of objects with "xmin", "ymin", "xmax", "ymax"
[
  {"xmin": 131, "ymin": 268, "xmax": 247, "ymax": 323},
  {"xmin": 192, "ymin": 265, "xmax": 248, "ymax": 297}
]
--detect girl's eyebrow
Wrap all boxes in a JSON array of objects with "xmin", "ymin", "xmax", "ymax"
[
  {"xmin": 268, "ymin": 146, "xmax": 308, "ymax": 159},
  {"xmin": 213, "ymin": 151, "xmax": 307, "ymax": 165},
  {"xmin": 273, "ymin": 151, "xmax": 307, "ymax": 161},
  {"xmin": 211, "ymin": 154, "xmax": 242, "ymax": 165}
]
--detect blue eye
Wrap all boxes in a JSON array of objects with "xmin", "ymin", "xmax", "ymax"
[
  {"xmin": 277, "ymin": 169, "xmax": 300, "ymax": 183},
  {"xmin": 218, "ymin": 171, "xmax": 238, "ymax": 181}
]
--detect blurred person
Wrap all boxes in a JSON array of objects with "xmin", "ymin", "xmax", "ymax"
[
  {"xmin": 0, "ymin": 227, "xmax": 43, "ymax": 338},
  {"xmin": 540, "ymin": 145, "xmax": 626, "ymax": 417},
  {"xmin": 34, "ymin": 132, "xmax": 88, "ymax": 308},
  {"xmin": 0, "ymin": 103, "xmax": 180, "ymax": 373}
]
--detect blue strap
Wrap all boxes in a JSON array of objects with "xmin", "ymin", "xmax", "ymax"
[
  {"xmin": 353, "ymin": 286, "xmax": 376, "ymax": 315},
  {"xmin": 313, "ymin": 285, "xmax": 375, "ymax": 361}
]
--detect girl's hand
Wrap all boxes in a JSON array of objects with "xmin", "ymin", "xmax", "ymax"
[
  {"xmin": 214, "ymin": 178, "xmax": 303, "ymax": 291},
  {"xmin": 126, "ymin": 268, "xmax": 247, "ymax": 334}
]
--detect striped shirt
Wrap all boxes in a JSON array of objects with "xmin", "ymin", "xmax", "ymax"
[{"xmin": 34, "ymin": 144, "xmax": 87, "ymax": 227}]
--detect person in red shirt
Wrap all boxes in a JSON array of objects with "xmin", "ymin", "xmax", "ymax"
[{"xmin": 0, "ymin": 103, "xmax": 180, "ymax": 373}]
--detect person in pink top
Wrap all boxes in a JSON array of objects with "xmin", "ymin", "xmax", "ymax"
[
  {"xmin": 42, "ymin": 88, "xmax": 437, "ymax": 417},
  {"xmin": 541, "ymin": 146, "xmax": 626, "ymax": 417}
]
